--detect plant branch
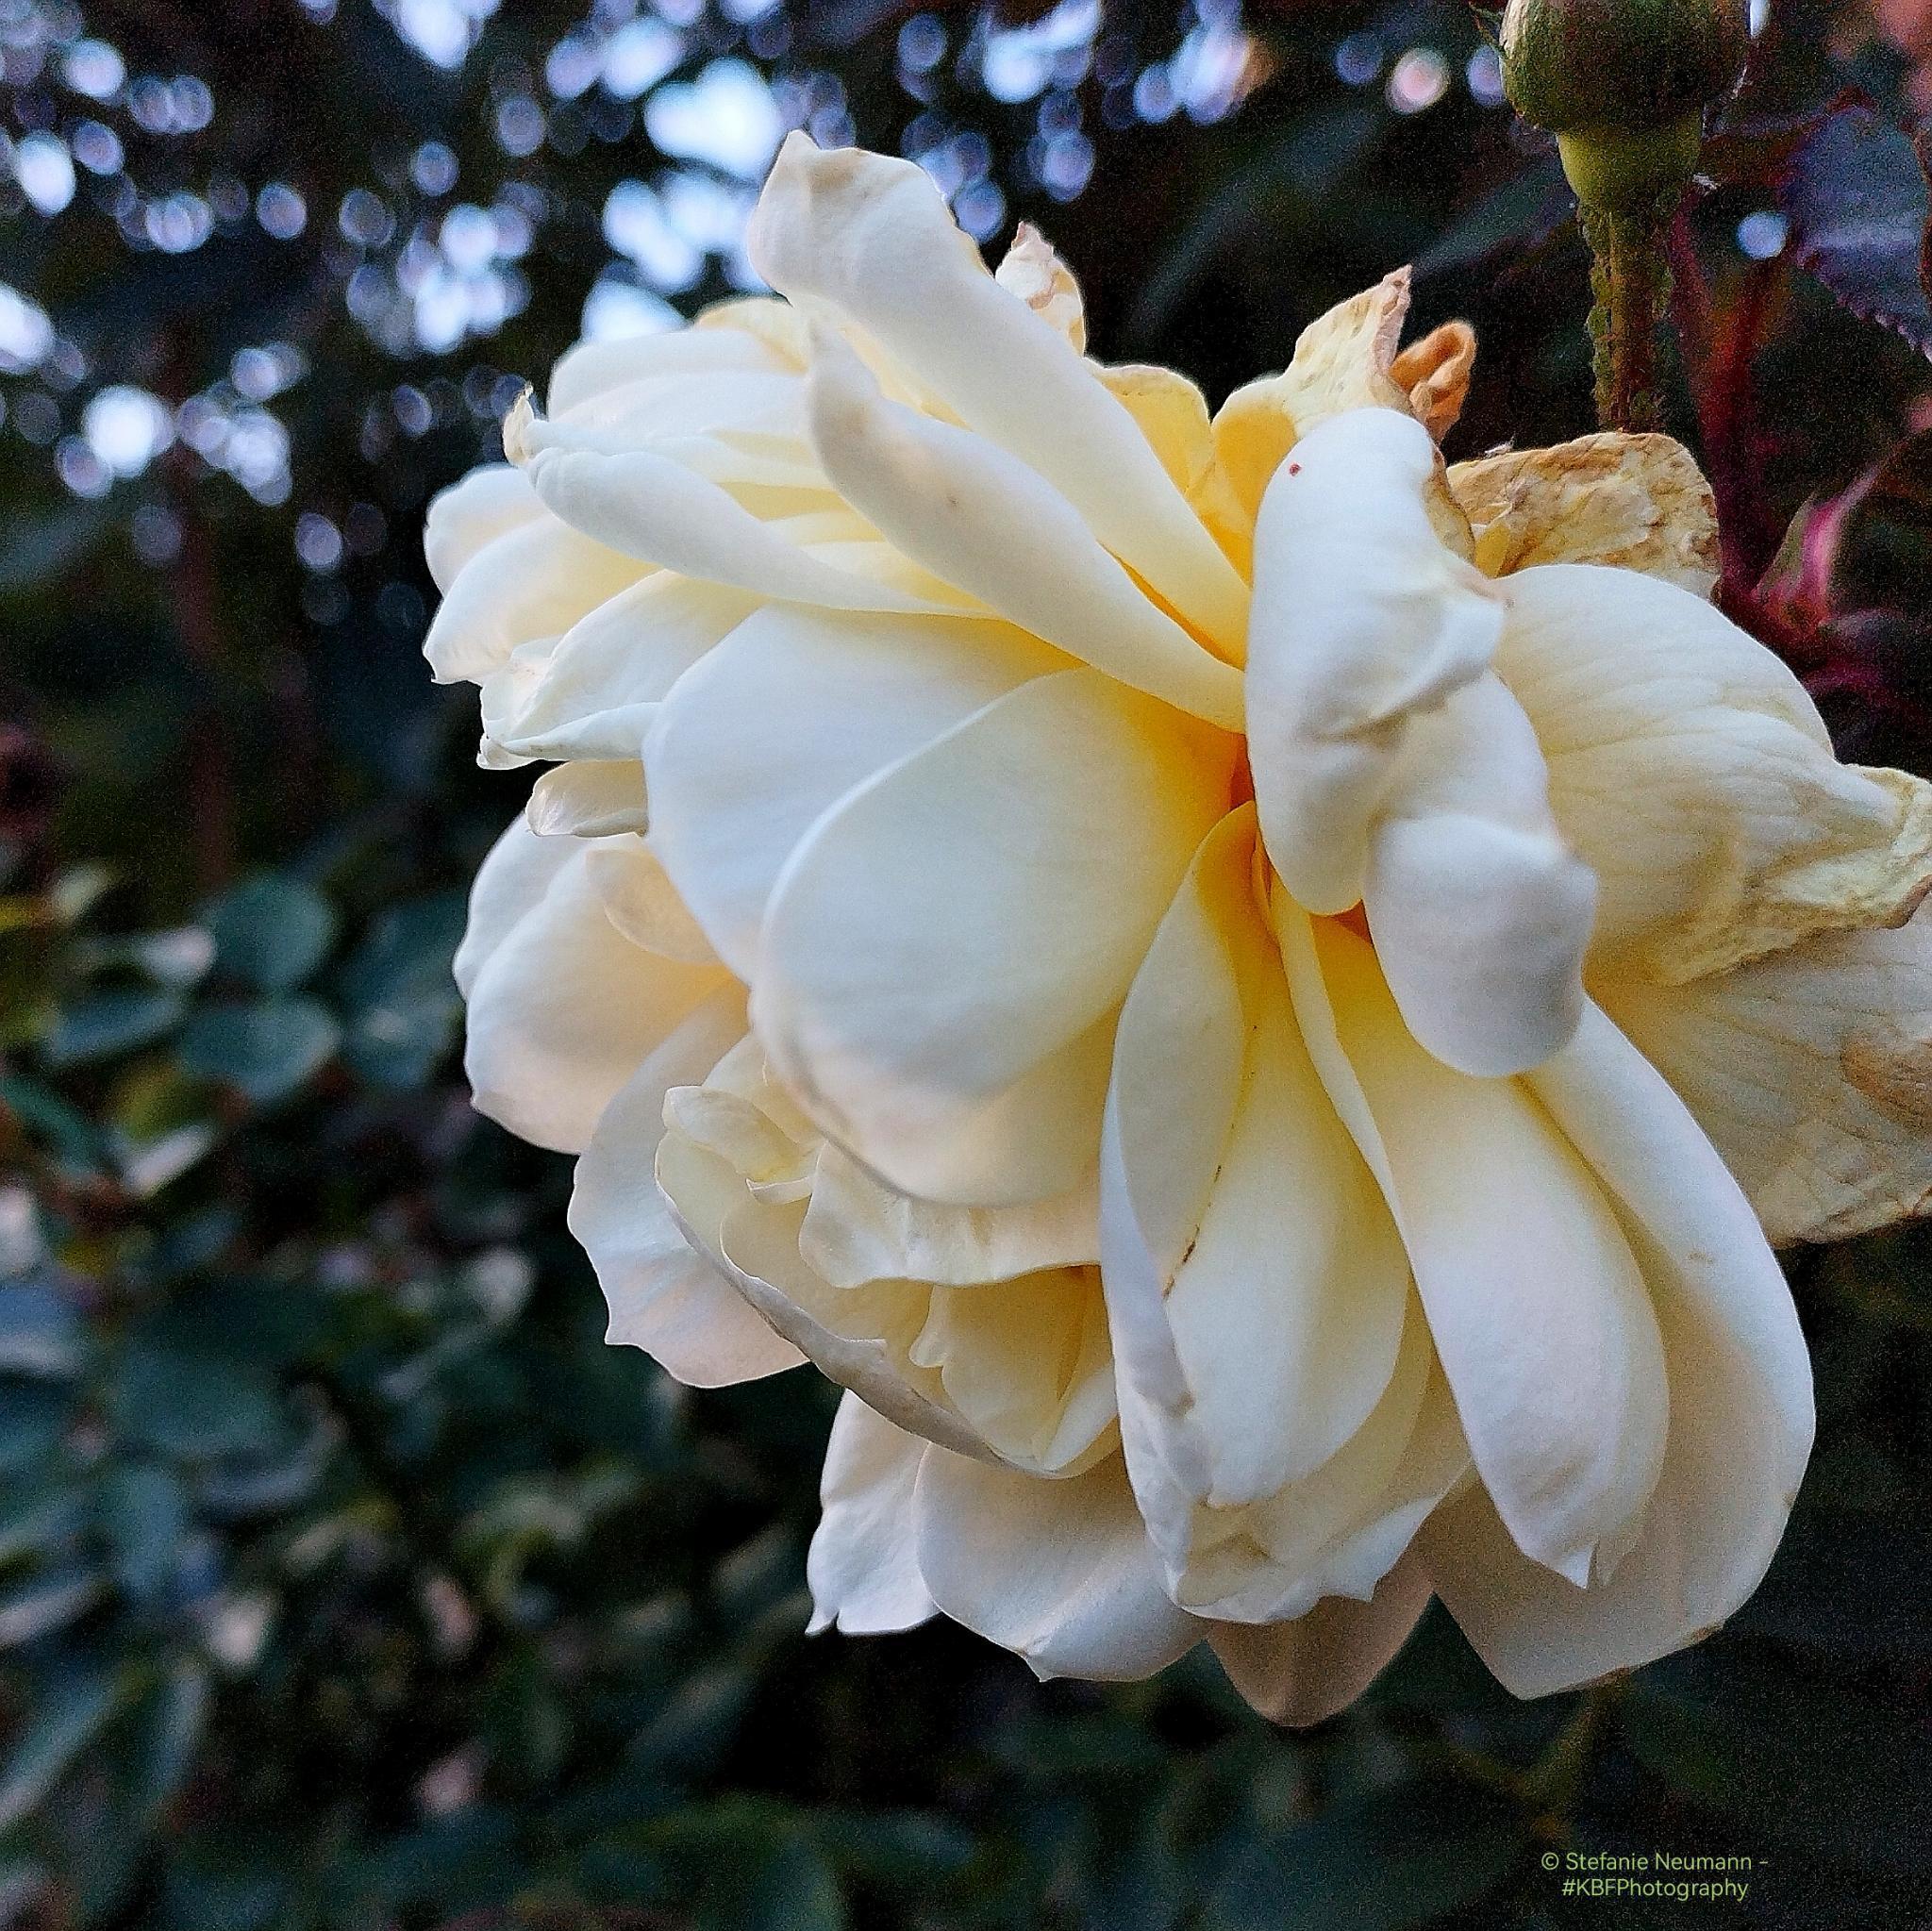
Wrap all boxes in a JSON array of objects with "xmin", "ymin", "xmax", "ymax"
[{"xmin": 1582, "ymin": 201, "xmax": 1674, "ymax": 432}]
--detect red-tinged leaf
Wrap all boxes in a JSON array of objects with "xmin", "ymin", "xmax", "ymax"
[
  {"xmin": 1778, "ymin": 101, "xmax": 1932, "ymax": 358},
  {"xmin": 1824, "ymin": 426, "xmax": 1932, "ymax": 618},
  {"xmin": 1702, "ymin": 104, "xmax": 1844, "ymax": 198}
]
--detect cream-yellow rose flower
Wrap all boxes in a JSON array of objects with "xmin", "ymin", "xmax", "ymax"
[{"xmin": 433, "ymin": 134, "xmax": 1932, "ymax": 1714}]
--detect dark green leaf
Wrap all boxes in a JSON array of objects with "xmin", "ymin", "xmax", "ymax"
[
  {"xmin": 177, "ymin": 998, "xmax": 339, "ymax": 1104},
  {"xmin": 0, "ymin": 1075, "xmax": 103, "ymax": 1170},
  {"xmin": 205, "ymin": 876, "xmax": 337, "ymax": 992},
  {"xmin": 1621, "ymin": 1658, "xmax": 1932, "ymax": 1871},
  {"xmin": 338, "ymin": 890, "xmax": 465, "ymax": 1088},
  {"xmin": 127, "ymin": 1660, "xmax": 211, "ymax": 1827},
  {"xmin": 0, "ymin": 1278, "xmax": 84, "ymax": 1379},
  {"xmin": 0, "ymin": 1665, "xmax": 123, "ymax": 1832},
  {"xmin": 42, "ymin": 989, "xmax": 186, "ymax": 1065},
  {"xmin": 112, "ymin": 1342, "xmax": 287, "ymax": 1461},
  {"xmin": 0, "ymin": 1567, "xmax": 104, "ymax": 1648},
  {"xmin": 43, "ymin": 988, "xmax": 187, "ymax": 1067},
  {"xmin": 729, "ymin": 1834, "xmax": 847, "ymax": 1931},
  {"xmin": 626, "ymin": 1665, "xmax": 758, "ymax": 1780},
  {"xmin": 101, "ymin": 1461, "xmax": 189, "ymax": 1602},
  {"xmin": 1199, "ymin": 1783, "xmax": 1524, "ymax": 1931}
]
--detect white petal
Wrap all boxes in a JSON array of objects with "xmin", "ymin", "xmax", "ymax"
[
  {"xmin": 478, "ymin": 638, "xmax": 556, "ymax": 765},
  {"xmin": 658, "ymin": 1146, "xmax": 1002, "ymax": 1463},
  {"xmin": 525, "ymin": 760, "xmax": 646, "ymax": 838},
  {"xmin": 905, "ymin": 1268, "xmax": 1117, "ymax": 1474},
  {"xmin": 801, "ymin": 1145, "xmax": 1098, "ymax": 1289},
  {"xmin": 807, "ymin": 1396, "xmax": 937, "ymax": 1635},
  {"xmin": 661, "ymin": 1073, "xmax": 1119, "ymax": 1473},
  {"xmin": 805, "ymin": 331, "xmax": 1243, "ymax": 729},
  {"xmin": 1278, "ymin": 910, "xmax": 1669, "ymax": 1589},
  {"xmin": 546, "ymin": 316, "xmax": 791, "ymax": 417},
  {"xmin": 552, "ymin": 367, "xmax": 808, "ymax": 446},
  {"xmin": 646, "ymin": 605, "xmax": 1061, "ymax": 978},
  {"xmin": 1420, "ymin": 1003, "xmax": 1813, "ymax": 1698},
  {"xmin": 570, "ymin": 990, "xmax": 805, "ymax": 1385},
  {"xmin": 424, "ymin": 463, "xmax": 543, "ymax": 594},
  {"xmin": 458, "ymin": 824, "xmax": 733, "ymax": 1153},
  {"xmin": 585, "ymin": 841, "xmax": 717, "ymax": 966},
  {"xmin": 747, "ymin": 136, "xmax": 1247, "ymax": 650},
  {"xmin": 424, "ymin": 516, "xmax": 646, "ymax": 686},
  {"xmin": 663, "ymin": 1084, "xmax": 816, "ymax": 1199},
  {"xmin": 1101, "ymin": 809, "xmax": 1408, "ymax": 1534},
  {"xmin": 1247, "ymin": 408, "xmax": 1507, "ymax": 914},
  {"xmin": 1362, "ymin": 674, "xmax": 1595, "ymax": 1076},
  {"xmin": 453, "ymin": 812, "xmax": 569, "ymax": 1004},
  {"xmin": 491, "ymin": 574, "xmax": 758, "ymax": 765},
  {"xmin": 1603, "ymin": 912, "xmax": 1932, "ymax": 1244},
  {"xmin": 1235, "ymin": 1340, "xmax": 1467, "ymax": 1619},
  {"xmin": 911, "ymin": 1446, "xmax": 1198, "ymax": 1681},
  {"xmin": 1499, "ymin": 563, "xmax": 1932, "ymax": 982},
  {"xmin": 755, "ymin": 669, "xmax": 1235, "ymax": 1205},
  {"xmin": 994, "ymin": 222, "xmax": 1085, "ymax": 349},
  {"xmin": 1208, "ymin": 1551, "xmax": 1432, "ymax": 1727},
  {"xmin": 503, "ymin": 391, "xmax": 953, "ymax": 615}
]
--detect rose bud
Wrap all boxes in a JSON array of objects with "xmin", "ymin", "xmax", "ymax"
[{"xmin": 1500, "ymin": 0, "xmax": 1749, "ymax": 211}]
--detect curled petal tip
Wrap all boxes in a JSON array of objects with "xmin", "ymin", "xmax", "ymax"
[{"xmin": 500, "ymin": 385, "xmax": 540, "ymax": 468}]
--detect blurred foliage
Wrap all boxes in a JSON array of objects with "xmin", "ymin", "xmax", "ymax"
[{"xmin": 4, "ymin": 0, "xmax": 1932, "ymax": 1926}]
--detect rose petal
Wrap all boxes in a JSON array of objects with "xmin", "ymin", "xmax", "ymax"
[
  {"xmin": 804, "ymin": 330, "xmax": 1243, "ymax": 728},
  {"xmin": 807, "ymin": 1395, "xmax": 937, "ymax": 1635},
  {"xmin": 905, "ymin": 1267, "xmax": 1117, "ymax": 1475},
  {"xmin": 570, "ymin": 989, "xmax": 806, "ymax": 1385},
  {"xmin": 1208, "ymin": 1551, "xmax": 1433, "ymax": 1727},
  {"xmin": 546, "ymin": 312, "xmax": 792, "ymax": 418},
  {"xmin": 755, "ymin": 668, "xmax": 1234, "ymax": 1206},
  {"xmin": 453, "ymin": 810, "xmax": 570, "ymax": 1004},
  {"xmin": 525, "ymin": 760, "xmax": 646, "ymax": 838},
  {"xmin": 1101, "ymin": 809, "xmax": 1408, "ymax": 1526},
  {"xmin": 502, "ymin": 391, "xmax": 955, "ymax": 615},
  {"xmin": 994, "ymin": 222, "xmax": 1086, "ymax": 349},
  {"xmin": 1498, "ymin": 562, "xmax": 1932, "ymax": 982},
  {"xmin": 912, "ymin": 1445, "xmax": 1199, "ymax": 1681},
  {"xmin": 677, "ymin": 1155, "xmax": 1118, "ymax": 1473},
  {"xmin": 1362, "ymin": 674, "xmax": 1595, "ymax": 1076},
  {"xmin": 747, "ymin": 135, "xmax": 1248, "ymax": 652},
  {"xmin": 424, "ymin": 462, "xmax": 543, "ymax": 594},
  {"xmin": 1247, "ymin": 407, "xmax": 1507, "ymax": 916},
  {"xmin": 1603, "ymin": 911, "xmax": 1932, "ymax": 1243},
  {"xmin": 1452, "ymin": 432, "xmax": 1719, "ymax": 594},
  {"xmin": 646, "ymin": 604, "xmax": 1061, "ymax": 978},
  {"xmin": 1390, "ymin": 322, "xmax": 1476, "ymax": 442},
  {"xmin": 1097, "ymin": 363, "xmax": 1252, "ymax": 579},
  {"xmin": 1279, "ymin": 910, "xmax": 1669, "ymax": 1589},
  {"xmin": 801, "ymin": 1145, "xmax": 1098, "ymax": 1288},
  {"xmin": 488, "ymin": 574, "xmax": 758, "ymax": 768},
  {"xmin": 659, "ymin": 1141, "xmax": 996, "ymax": 1459},
  {"xmin": 1420, "ymin": 1002, "xmax": 1813, "ymax": 1698},
  {"xmin": 574, "ymin": 841, "xmax": 712, "ymax": 967},
  {"xmin": 1214, "ymin": 270, "xmax": 1457, "ymax": 520},
  {"xmin": 458, "ymin": 821, "xmax": 733, "ymax": 1153},
  {"xmin": 424, "ymin": 515, "xmax": 645, "ymax": 686}
]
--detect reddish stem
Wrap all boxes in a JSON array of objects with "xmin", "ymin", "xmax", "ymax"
[{"xmin": 1671, "ymin": 220, "xmax": 1780, "ymax": 607}]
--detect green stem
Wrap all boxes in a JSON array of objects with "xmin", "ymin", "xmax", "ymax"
[
  {"xmin": 1580, "ymin": 200, "xmax": 1674, "ymax": 433},
  {"xmin": 1524, "ymin": 1682, "xmax": 1619, "ymax": 1815}
]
